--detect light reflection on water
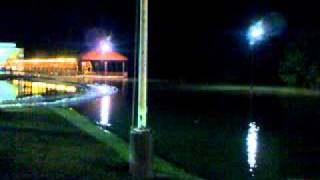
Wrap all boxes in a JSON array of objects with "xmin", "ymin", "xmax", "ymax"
[
  {"xmin": 0, "ymin": 79, "xmax": 117, "ymax": 108},
  {"xmin": 0, "ymin": 79, "xmax": 78, "ymax": 103},
  {"xmin": 99, "ymin": 96, "xmax": 111, "ymax": 127},
  {"xmin": 247, "ymin": 121, "xmax": 260, "ymax": 176},
  {"xmin": 11, "ymin": 79, "xmax": 77, "ymax": 96}
]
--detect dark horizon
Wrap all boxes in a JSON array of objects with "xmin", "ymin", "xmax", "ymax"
[{"xmin": 1, "ymin": 0, "xmax": 319, "ymax": 84}]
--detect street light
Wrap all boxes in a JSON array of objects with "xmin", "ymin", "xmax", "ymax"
[
  {"xmin": 247, "ymin": 20, "xmax": 266, "ymax": 101},
  {"xmin": 247, "ymin": 20, "xmax": 265, "ymax": 46},
  {"xmin": 98, "ymin": 37, "xmax": 113, "ymax": 53}
]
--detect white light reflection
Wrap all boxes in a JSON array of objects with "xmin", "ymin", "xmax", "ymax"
[
  {"xmin": 100, "ymin": 96, "xmax": 111, "ymax": 127},
  {"xmin": 0, "ymin": 84, "xmax": 118, "ymax": 109},
  {"xmin": 247, "ymin": 122, "xmax": 260, "ymax": 175}
]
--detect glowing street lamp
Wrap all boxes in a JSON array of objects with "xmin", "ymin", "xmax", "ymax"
[
  {"xmin": 247, "ymin": 20, "xmax": 265, "ymax": 46},
  {"xmin": 99, "ymin": 38, "xmax": 113, "ymax": 53}
]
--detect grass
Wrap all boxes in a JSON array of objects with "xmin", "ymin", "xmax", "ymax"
[
  {"xmin": 0, "ymin": 107, "xmax": 201, "ymax": 179},
  {"xmin": 0, "ymin": 107, "xmax": 129, "ymax": 179},
  {"xmin": 162, "ymin": 84, "xmax": 320, "ymax": 97}
]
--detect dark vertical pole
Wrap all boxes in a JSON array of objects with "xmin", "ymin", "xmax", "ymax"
[
  {"xmin": 122, "ymin": 61, "xmax": 125, "ymax": 76},
  {"xmin": 131, "ymin": 0, "xmax": 140, "ymax": 129},
  {"xmin": 249, "ymin": 45, "xmax": 254, "ymax": 121},
  {"xmin": 104, "ymin": 61, "xmax": 108, "ymax": 75}
]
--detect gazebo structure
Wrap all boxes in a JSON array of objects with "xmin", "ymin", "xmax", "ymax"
[{"xmin": 80, "ymin": 50, "xmax": 128, "ymax": 77}]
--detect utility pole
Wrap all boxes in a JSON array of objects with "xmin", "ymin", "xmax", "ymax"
[{"xmin": 129, "ymin": 0, "xmax": 153, "ymax": 178}]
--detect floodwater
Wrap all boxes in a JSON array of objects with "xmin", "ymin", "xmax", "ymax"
[
  {"xmin": 1, "ymin": 78, "xmax": 320, "ymax": 179},
  {"xmin": 0, "ymin": 79, "xmax": 117, "ymax": 108},
  {"xmin": 76, "ymin": 81, "xmax": 320, "ymax": 179}
]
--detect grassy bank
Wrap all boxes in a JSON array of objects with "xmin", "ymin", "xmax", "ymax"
[
  {"xmin": 0, "ymin": 107, "xmax": 129, "ymax": 179},
  {"xmin": 176, "ymin": 84, "xmax": 320, "ymax": 96},
  {"xmin": 51, "ymin": 107, "xmax": 201, "ymax": 180},
  {"xmin": 0, "ymin": 107, "xmax": 200, "ymax": 179}
]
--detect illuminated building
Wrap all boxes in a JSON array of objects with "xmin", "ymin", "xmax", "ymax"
[
  {"xmin": 3, "ymin": 48, "xmax": 128, "ymax": 78},
  {"xmin": 8, "ymin": 58, "xmax": 79, "ymax": 76},
  {"xmin": 80, "ymin": 50, "xmax": 128, "ymax": 77}
]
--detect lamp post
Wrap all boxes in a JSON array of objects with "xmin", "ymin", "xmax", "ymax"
[
  {"xmin": 247, "ymin": 20, "xmax": 265, "ymax": 119},
  {"xmin": 129, "ymin": 0, "xmax": 153, "ymax": 178}
]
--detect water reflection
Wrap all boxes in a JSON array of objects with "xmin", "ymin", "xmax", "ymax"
[
  {"xmin": 100, "ymin": 96, "xmax": 111, "ymax": 127},
  {"xmin": 12, "ymin": 79, "xmax": 77, "ymax": 96},
  {"xmin": 247, "ymin": 122, "xmax": 260, "ymax": 176},
  {"xmin": 0, "ymin": 79, "xmax": 117, "ymax": 108}
]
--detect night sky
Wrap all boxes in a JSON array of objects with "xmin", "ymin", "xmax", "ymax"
[{"xmin": 1, "ymin": 1, "xmax": 319, "ymax": 84}]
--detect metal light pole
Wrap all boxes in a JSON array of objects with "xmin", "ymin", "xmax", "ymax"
[
  {"xmin": 137, "ymin": 0, "xmax": 148, "ymax": 130},
  {"xmin": 129, "ymin": 0, "xmax": 153, "ymax": 178},
  {"xmin": 249, "ymin": 44, "xmax": 254, "ymax": 120}
]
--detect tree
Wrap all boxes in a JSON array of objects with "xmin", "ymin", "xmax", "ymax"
[
  {"xmin": 279, "ymin": 47, "xmax": 307, "ymax": 86},
  {"xmin": 279, "ymin": 46, "xmax": 319, "ymax": 88}
]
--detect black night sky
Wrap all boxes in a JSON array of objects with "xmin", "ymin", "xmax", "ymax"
[{"xmin": 1, "ymin": 0, "xmax": 320, "ymax": 84}]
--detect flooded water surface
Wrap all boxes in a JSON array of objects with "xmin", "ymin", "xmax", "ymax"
[
  {"xmin": 74, "ymin": 81, "xmax": 320, "ymax": 179},
  {"xmin": 2, "ymin": 78, "xmax": 320, "ymax": 179}
]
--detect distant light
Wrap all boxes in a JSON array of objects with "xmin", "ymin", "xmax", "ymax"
[
  {"xmin": 99, "ymin": 39, "xmax": 113, "ymax": 53},
  {"xmin": 97, "ymin": 36, "xmax": 113, "ymax": 53},
  {"xmin": 248, "ymin": 20, "xmax": 265, "ymax": 46}
]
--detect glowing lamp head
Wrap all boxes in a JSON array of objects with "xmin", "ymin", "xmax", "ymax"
[
  {"xmin": 248, "ymin": 20, "xmax": 265, "ymax": 46},
  {"xmin": 99, "ymin": 39, "xmax": 113, "ymax": 53}
]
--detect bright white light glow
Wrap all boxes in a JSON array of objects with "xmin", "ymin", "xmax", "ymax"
[
  {"xmin": 100, "ymin": 96, "xmax": 111, "ymax": 127},
  {"xmin": 99, "ymin": 40, "xmax": 113, "ymax": 53},
  {"xmin": 96, "ymin": 85, "xmax": 112, "ymax": 94},
  {"xmin": 248, "ymin": 20, "xmax": 265, "ymax": 46},
  {"xmin": 247, "ymin": 122, "xmax": 260, "ymax": 175}
]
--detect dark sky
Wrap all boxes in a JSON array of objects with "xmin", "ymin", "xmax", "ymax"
[{"xmin": 1, "ymin": 0, "xmax": 319, "ymax": 83}]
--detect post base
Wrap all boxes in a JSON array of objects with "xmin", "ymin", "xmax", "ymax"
[{"xmin": 129, "ymin": 128, "xmax": 153, "ymax": 178}]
